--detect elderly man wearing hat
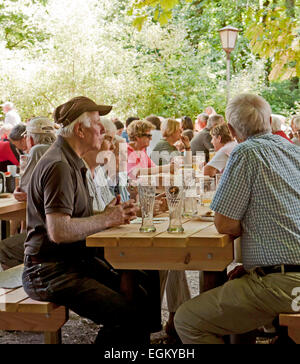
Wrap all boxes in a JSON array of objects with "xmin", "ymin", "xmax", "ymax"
[
  {"xmin": 21, "ymin": 97, "xmax": 154, "ymax": 344},
  {"xmin": 0, "ymin": 117, "xmax": 56, "ymax": 271}
]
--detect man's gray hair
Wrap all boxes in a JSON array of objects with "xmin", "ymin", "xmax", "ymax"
[
  {"xmin": 28, "ymin": 132, "xmax": 56, "ymax": 145},
  {"xmin": 292, "ymin": 115, "xmax": 300, "ymax": 129},
  {"xmin": 58, "ymin": 112, "xmax": 92, "ymax": 137},
  {"xmin": 271, "ymin": 114, "xmax": 284, "ymax": 132},
  {"xmin": 226, "ymin": 94, "xmax": 272, "ymax": 140},
  {"xmin": 207, "ymin": 114, "xmax": 224, "ymax": 130},
  {"xmin": 197, "ymin": 113, "xmax": 209, "ymax": 123}
]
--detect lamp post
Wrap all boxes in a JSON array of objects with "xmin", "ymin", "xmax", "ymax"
[{"xmin": 218, "ymin": 26, "xmax": 239, "ymax": 104}]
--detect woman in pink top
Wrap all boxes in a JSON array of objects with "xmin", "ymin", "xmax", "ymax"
[
  {"xmin": 127, "ymin": 119, "xmax": 176, "ymax": 180},
  {"xmin": 127, "ymin": 119, "xmax": 156, "ymax": 179}
]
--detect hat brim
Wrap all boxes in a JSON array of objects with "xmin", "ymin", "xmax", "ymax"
[{"xmin": 89, "ymin": 105, "xmax": 113, "ymax": 116}]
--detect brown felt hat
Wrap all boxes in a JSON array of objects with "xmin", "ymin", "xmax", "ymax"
[{"xmin": 53, "ymin": 96, "xmax": 112, "ymax": 127}]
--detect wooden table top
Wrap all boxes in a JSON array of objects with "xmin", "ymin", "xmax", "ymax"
[
  {"xmin": 86, "ymin": 214, "xmax": 234, "ymax": 271},
  {"xmin": 0, "ymin": 194, "xmax": 26, "ymax": 215},
  {"xmin": 87, "ymin": 218, "xmax": 231, "ymax": 249}
]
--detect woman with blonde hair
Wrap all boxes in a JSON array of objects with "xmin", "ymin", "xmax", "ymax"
[{"xmin": 151, "ymin": 118, "xmax": 190, "ymax": 166}]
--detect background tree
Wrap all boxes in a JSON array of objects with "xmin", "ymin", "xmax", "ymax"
[
  {"xmin": 0, "ymin": 0, "xmax": 298, "ymax": 124},
  {"xmin": 0, "ymin": 0, "xmax": 49, "ymax": 49},
  {"xmin": 130, "ymin": 0, "xmax": 299, "ymax": 83}
]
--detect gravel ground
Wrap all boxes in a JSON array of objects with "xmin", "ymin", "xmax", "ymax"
[{"xmin": 0, "ymin": 271, "xmax": 200, "ymax": 344}]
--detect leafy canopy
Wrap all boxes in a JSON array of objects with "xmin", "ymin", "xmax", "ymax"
[
  {"xmin": 0, "ymin": 0, "xmax": 49, "ymax": 49},
  {"xmin": 129, "ymin": 0, "xmax": 300, "ymax": 82}
]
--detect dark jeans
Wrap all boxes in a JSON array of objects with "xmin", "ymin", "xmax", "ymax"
[
  {"xmin": 0, "ymin": 232, "xmax": 26, "ymax": 268},
  {"xmin": 23, "ymin": 256, "xmax": 160, "ymax": 344}
]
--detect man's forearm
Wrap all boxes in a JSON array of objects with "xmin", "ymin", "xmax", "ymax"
[
  {"xmin": 46, "ymin": 213, "xmax": 109, "ymax": 243},
  {"xmin": 214, "ymin": 212, "xmax": 242, "ymax": 238}
]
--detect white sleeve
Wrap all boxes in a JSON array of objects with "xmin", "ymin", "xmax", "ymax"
[
  {"xmin": 206, "ymin": 149, "xmax": 229, "ymax": 172},
  {"xmin": 5, "ymin": 111, "xmax": 21, "ymax": 127}
]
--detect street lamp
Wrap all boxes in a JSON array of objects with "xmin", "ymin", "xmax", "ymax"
[{"xmin": 218, "ymin": 26, "xmax": 239, "ymax": 104}]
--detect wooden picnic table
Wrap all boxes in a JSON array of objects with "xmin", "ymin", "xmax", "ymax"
[
  {"xmin": 86, "ymin": 215, "xmax": 234, "ymax": 272},
  {"xmin": 0, "ymin": 194, "xmax": 26, "ymax": 239},
  {"xmin": 0, "ymin": 194, "xmax": 26, "ymax": 221}
]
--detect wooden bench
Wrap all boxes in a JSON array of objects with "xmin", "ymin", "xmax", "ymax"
[
  {"xmin": 0, "ymin": 287, "xmax": 68, "ymax": 344},
  {"xmin": 279, "ymin": 313, "xmax": 300, "ymax": 344}
]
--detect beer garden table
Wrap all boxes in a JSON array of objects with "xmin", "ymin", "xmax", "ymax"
[
  {"xmin": 0, "ymin": 194, "xmax": 26, "ymax": 239},
  {"xmin": 86, "ymin": 216, "xmax": 234, "ymax": 273}
]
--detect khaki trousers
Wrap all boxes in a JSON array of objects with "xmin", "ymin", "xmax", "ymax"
[
  {"xmin": 175, "ymin": 270, "xmax": 300, "ymax": 344},
  {"xmin": 159, "ymin": 270, "xmax": 191, "ymax": 312}
]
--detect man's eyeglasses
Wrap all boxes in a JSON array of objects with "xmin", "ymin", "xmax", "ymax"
[{"xmin": 104, "ymin": 135, "xmax": 113, "ymax": 142}]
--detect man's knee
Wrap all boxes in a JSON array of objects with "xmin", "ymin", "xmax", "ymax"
[{"xmin": 174, "ymin": 301, "xmax": 196, "ymax": 340}]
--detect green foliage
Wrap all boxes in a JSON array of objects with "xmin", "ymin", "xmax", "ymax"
[
  {"xmin": 261, "ymin": 80, "xmax": 300, "ymax": 115},
  {"xmin": 0, "ymin": 0, "xmax": 297, "ymax": 124},
  {"xmin": 0, "ymin": 0, "xmax": 49, "ymax": 49},
  {"xmin": 245, "ymin": 5, "xmax": 300, "ymax": 81},
  {"xmin": 129, "ymin": 0, "xmax": 300, "ymax": 82}
]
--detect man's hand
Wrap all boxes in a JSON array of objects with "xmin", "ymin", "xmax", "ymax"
[
  {"xmin": 181, "ymin": 135, "xmax": 191, "ymax": 150},
  {"xmin": 102, "ymin": 198, "xmax": 138, "ymax": 229},
  {"xmin": 154, "ymin": 193, "xmax": 167, "ymax": 216},
  {"xmin": 13, "ymin": 187, "xmax": 27, "ymax": 202},
  {"xmin": 227, "ymin": 265, "xmax": 247, "ymax": 280}
]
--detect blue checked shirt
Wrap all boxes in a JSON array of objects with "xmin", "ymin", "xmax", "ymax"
[{"xmin": 210, "ymin": 133, "xmax": 300, "ymax": 270}]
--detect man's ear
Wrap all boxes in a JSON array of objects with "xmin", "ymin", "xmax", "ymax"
[
  {"xmin": 74, "ymin": 122, "xmax": 85, "ymax": 139},
  {"xmin": 28, "ymin": 136, "xmax": 34, "ymax": 149},
  {"xmin": 228, "ymin": 124, "xmax": 236, "ymax": 139},
  {"xmin": 228, "ymin": 123, "xmax": 243, "ymax": 143}
]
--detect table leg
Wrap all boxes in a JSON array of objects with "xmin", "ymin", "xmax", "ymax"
[
  {"xmin": 199, "ymin": 270, "xmax": 227, "ymax": 293},
  {"xmin": 1, "ymin": 220, "xmax": 9, "ymax": 240}
]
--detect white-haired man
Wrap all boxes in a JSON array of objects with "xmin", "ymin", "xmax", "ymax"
[
  {"xmin": 175, "ymin": 94, "xmax": 300, "ymax": 344},
  {"xmin": 0, "ymin": 118, "xmax": 56, "ymax": 270},
  {"xmin": 291, "ymin": 115, "xmax": 300, "ymax": 146},
  {"xmin": 194, "ymin": 112, "xmax": 209, "ymax": 132},
  {"xmin": 271, "ymin": 114, "xmax": 293, "ymax": 143},
  {"xmin": 22, "ymin": 96, "xmax": 153, "ymax": 344},
  {"xmin": 0, "ymin": 101, "xmax": 21, "ymax": 138}
]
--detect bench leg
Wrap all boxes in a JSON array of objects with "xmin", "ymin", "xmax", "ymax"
[{"xmin": 44, "ymin": 330, "xmax": 62, "ymax": 344}]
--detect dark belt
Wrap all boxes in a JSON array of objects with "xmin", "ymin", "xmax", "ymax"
[
  {"xmin": 24, "ymin": 255, "xmax": 46, "ymax": 266},
  {"xmin": 256, "ymin": 265, "xmax": 300, "ymax": 276}
]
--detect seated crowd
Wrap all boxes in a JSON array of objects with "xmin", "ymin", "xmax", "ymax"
[{"xmin": 0, "ymin": 94, "xmax": 299, "ymax": 345}]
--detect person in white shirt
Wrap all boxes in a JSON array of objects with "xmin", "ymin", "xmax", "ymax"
[
  {"xmin": 2, "ymin": 101, "xmax": 21, "ymax": 126},
  {"xmin": 0, "ymin": 101, "xmax": 21, "ymax": 138},
  {"xmin": 204, "ymin": 123, "xmax": 237, "ymax": 177},
  {"xmin": 145, "ymin": 115, "xmax": 163, "ymax": 155}
]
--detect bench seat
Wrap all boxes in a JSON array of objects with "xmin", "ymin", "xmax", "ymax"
[
  {"xmin": 0, "ymin": 287, "xmax": 68, "ymax": 344},
  {"xmin": 279, "ymin": 313, "xmax": 300, "ymax": 344}
]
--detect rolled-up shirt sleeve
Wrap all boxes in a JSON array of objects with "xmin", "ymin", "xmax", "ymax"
[
  {"xmin": 42, "ymin": 161, "xmax": 74, "ymax": 216},
  {"xmin": 210, "ymin": 151, "xmax": 252, "ymax": 220},
  {"xmin": 207, "ymin": 150, "xmax": 228, "ymax": 172}
]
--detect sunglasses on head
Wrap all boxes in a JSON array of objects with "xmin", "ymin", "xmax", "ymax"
[{"xmin": 140, "ymin": 133, "xmax": 152, "ymax": 138}]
